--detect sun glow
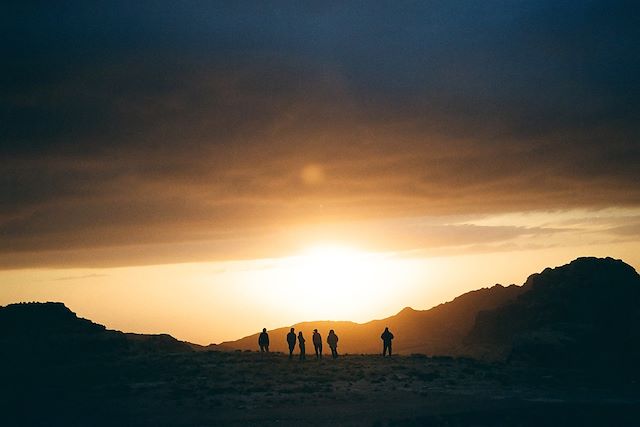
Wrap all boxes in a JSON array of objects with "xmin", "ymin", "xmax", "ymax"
[
  {"xmin": 258, "ymin": 244, "xmax": 420, "ymax": 321},
  {"xmin": 294, "ymin": 245, "xmax": 375, "ymax": 293}
]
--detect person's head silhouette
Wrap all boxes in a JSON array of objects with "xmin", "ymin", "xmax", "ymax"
[
  {"xmin": 262, "ymin": 328, "xmax": 267, "ymax": 333},
  {"xmin": 313, "ymin": 329, "xmax": 318, "ymax": 333},
  {"xmin": 290, "ymin": 328, "xmax": 294, "ymax": 333}
]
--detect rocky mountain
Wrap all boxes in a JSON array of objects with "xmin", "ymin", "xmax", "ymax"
[
  {"xmin": 0, "ymin": 302, "xmax": 192, "ymax": 361},
  {"xmin": 220, "ymin": 257, "xmax": 640, "ymax": 363},
  {"xmin": 4, "ymin": 257, "xmax": 638, "ymax": 366},
  {"xmin": 219, "ymin": 283, "xmax": 524, "ymax": 355},
  {"xmin": 466, "ymin": 257, "xmax": 640, "ymax": 365}
]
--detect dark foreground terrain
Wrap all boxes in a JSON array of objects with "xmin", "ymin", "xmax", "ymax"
[{"xmin": 2, "ymin": 350, "xmax": 639, "ymax": 426}]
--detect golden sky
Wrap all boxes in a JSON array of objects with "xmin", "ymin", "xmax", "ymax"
[
  {"xmin": 2, "ymin": 208, "xmax": 639, "ymax": 344},
  {"xmin": 1, "ymin": 3, "xmax": 639, "ymax": 343}
]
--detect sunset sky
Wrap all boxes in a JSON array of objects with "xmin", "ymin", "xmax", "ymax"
[{"xmin": 2, "ymin": 2, "xmax": 639, "ymax": 344}]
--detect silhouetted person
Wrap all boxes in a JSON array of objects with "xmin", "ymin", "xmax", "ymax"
[
  {"xmin": 327, "ymin": 329, "xmax": 339, "ymax": 359},
  {"xmin": 381, "ymin": 327, "xmax": 394, "ymax": 356},
  {"xmin": 312, "ymin": 329, "xmax": 323, "ymax": 359},
  {"xmin": 286, "ymin": 328, "xmax": 296, "ymax": 359},
  {"xmin": 258, "ymin": 328, "xmax": 269, "ymax": 353},
  {"xmin": 298, "ymin": 331, "xmax": 306, "ymax": 360}
]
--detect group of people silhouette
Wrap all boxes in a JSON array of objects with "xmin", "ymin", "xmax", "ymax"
[{"xmin": 258, "ymin": 326, "xmax": 395, "ymax": 359}]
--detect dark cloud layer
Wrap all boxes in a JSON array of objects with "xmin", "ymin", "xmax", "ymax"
[{"xmin": 1, "ymin": 1, "xmax": 639, "ymax": 268}]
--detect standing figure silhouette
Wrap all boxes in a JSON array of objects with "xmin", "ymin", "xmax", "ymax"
[
  {"xmin": 298, "ymin": 331, "xmax": 306, "ymax": 360},
  {"xmin": 258, "ymin": 328, "xmax": 269, "ymax": 353},
  {"xmin": 286, "ymin": 328, "xmax": 297, "ymax": 359},
  {"xmin": 312, "ymin": 329, "xmax": 323, "ymax": 359},
  {"xmin": 327, "ymin": 329, "xmax": 339, "ymax": 359},
  {"xmin": 381, "ymin": 327, "xmax": 394, "ymax": 356}
]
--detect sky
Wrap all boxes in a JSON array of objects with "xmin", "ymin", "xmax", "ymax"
[{"xmin": 1, "ymin": 1, "xmax": 639, "ymax": 344}]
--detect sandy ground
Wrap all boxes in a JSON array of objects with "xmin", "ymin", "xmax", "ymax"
[{"xmin": 2, "ymin": 351, "xmax": 639, "ymax": 426}]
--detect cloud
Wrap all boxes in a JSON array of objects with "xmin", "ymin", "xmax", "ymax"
[
  {"xmin": 51, "ymin": 273, "xmax": 109, "ymax": 282},
  {"xmin": 1, "ymin": 1, "xmax": 639, "ymax": 268}
]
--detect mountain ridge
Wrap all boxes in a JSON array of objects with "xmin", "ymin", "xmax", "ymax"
[
  {"xmin": 0, "ymin": 301, "xmax": 193, "ymax": 360},
  {"xmin": 217, "ymin": 282, "xmax": 525, "ymax": 355},
  {"xmin": 2, "ymin": 257, "xmax": 638, "ymax": 363},
  {"xmin": 218, "ymin": 257, "xmax": 640, "ymax": 360},
  {"xmin": 467, "ymin": 256, "xmax": 640, "ymax": 364}
]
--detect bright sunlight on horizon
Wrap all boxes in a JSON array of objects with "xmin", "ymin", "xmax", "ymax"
[
  {"xmin": 262, "ymin": 244, "xmax": 421, "ymax": 321},
  {"xmin": 2, "ymin": 230, "xmax": 640, "ymax": 345}
]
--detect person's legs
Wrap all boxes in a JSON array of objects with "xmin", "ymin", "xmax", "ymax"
[
  {"xmin": 383, "ymin": 342, "xmax": 390, "ymax": 356},
  {"xmin": 319, "ymin": 344, "xmax": 322, "ymax": 359}
]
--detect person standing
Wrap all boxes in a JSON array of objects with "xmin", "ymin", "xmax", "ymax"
[
  {"xmin": 258, "ymin": 328, "xmax": 269, "ymax": 353},
  {"xmin": 298, "ymin": 331, "xmax": 306, "ymax": 360},
  {"xmin": 327, "ymin": 329, "xmax": 339, "ymax": 359},
  {"xmin": 286, "ymin": 328, "xmax": 297, "ymax": 360},
  {"xmin": 381, "ymin": 327, "xmax": 394, "ymax": 356},
  {"xmin": 312, "ymin": 329, "xmax": 323, "ymax": 359}
]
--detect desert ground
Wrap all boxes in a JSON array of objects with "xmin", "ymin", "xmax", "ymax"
[{"xmin": 3, "ymin": 349, "xmax": 639, "ymax": 426}]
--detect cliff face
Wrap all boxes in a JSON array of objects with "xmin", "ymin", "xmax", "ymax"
[{"xmin": 466, "ymin": 257, "xmax": 640, "ymax": 365}]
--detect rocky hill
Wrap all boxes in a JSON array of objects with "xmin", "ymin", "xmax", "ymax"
[
  {"xmin": 220, "ymin": 257, "xmax": 640, "ymax": 364},
  {"xmin": 4, "ymin": 257, "xmax": 638, "ymax": 366},
  {"xmin": 0, "ymin": 302, "xmax": 192, "ymax": 361},
  {"xmin": 219, "ymin": 282, "xmax": 524, "ymax": 355},
  {"xmin": 466, "ymin": 257, "xmax": 640, "ymax": 365}
]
